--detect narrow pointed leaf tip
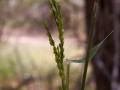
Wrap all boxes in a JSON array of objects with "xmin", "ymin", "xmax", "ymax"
[{"xmin": 65, "ymin": 31, "xmax": 114, "ymax": 63}]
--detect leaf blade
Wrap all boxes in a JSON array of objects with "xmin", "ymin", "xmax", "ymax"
[{"xmin": 66, "ymin": 31, "xmax": 113, "ymax": 63}]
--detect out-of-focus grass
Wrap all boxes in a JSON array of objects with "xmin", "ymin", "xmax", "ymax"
[
  {"xmin": 0, "ymin": 36, "xmax": 85, "ymax": 77},
  {"xmin": 0, "ymin": 35, "xmax": 96, "ymax": 90}
]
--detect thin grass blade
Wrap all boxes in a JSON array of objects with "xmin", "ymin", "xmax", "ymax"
[{"xmin": 66, "ymin": 31, "xmax": 113, "ymax": 63}]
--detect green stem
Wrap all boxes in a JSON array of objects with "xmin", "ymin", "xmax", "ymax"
[
  {"xmin": 66, "ymin": 63, "xmax": 70, "ymax": 90},
  {"xmin": 80, "ymin": 2, "xmax": 97, "ymax": 90},
  {"xmin": 62, "ymin": 79, "xmax": 66, "ymax": 90},
  {"xmin": 60, "ymin": 65, "xmax": 66, "ymax": 90}
]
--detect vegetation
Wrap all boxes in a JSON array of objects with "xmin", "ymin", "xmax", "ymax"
[
  {"xmin": 44, "ymin": 0, "xmax": 113, "ymax": 90},
  {"xmin": 0, "ymin": 0, "xmax": 115, "ymax": 90},
  {"xmin": 44, "ymin": 0, "xmax": 66, "ymax": 89}
]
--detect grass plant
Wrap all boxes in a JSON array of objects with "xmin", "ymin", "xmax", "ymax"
[{"xmin": 44, "ymin": 0, "xmax": 113, "ymax": 90}]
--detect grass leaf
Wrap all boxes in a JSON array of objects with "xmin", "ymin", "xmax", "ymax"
[{"xmin": 66, "ymin": 31, "xmax": 113, "ymax": 63}]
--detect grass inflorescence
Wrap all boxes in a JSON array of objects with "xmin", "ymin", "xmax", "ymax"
[{"xmin": 43, "ymin": 0, "xmax": 66, "ymax": 90}]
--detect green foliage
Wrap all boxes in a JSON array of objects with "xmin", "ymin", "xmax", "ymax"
[
  {"xmin": 0, "ymin": 57, "xmax": 15, "ymax": 81},
  {"xmin": 0, "ymin": 63, "xmax": 12, "ymax": 80}
]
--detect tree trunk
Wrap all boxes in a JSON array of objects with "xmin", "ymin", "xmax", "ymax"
[{"xmin": 86, "ymin": 0, "xmax": 120, "ymax": 90}]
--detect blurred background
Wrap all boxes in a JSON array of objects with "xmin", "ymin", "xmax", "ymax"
[
  {"xmin": 0, "ymin": 0, "xmax": 119, "ymax": 90},
  {"xmin": 0, "ymin": 0, "xmax": 90, "ymax": 90}
]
